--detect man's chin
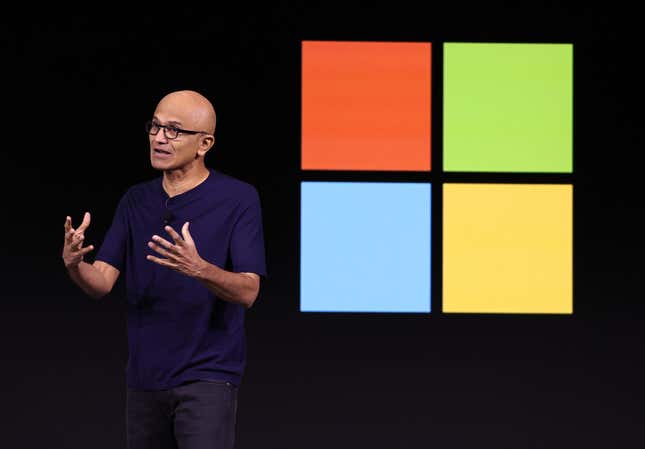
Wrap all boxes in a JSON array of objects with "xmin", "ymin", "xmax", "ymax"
[{"xmin": 150, "ymin": 158, "xmax": 174, "ymax": 171}]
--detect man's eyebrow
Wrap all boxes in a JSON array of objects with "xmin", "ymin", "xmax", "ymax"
[{"xmin": 152, "ymin": 116, "xmax": 183, "ymax": 127}]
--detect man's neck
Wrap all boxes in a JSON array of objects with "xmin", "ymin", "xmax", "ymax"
[{"xmin": 162, "ymin": 164, "xmax": 210, "ymax": 198}]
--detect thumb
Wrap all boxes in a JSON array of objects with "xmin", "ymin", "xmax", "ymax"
[{"xmin": 182, "ymin": 221, "xmax": 194, "ymax": 244}]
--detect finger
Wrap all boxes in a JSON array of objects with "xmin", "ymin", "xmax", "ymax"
[
  {"xmin": 151, "ymin": 235, "xmax": 176, "ymax": 251},
  {"xmin": 148, "ymin": 240, "xmax": 175, "ymax": 259},
  {"xmin": 65, "ymin": 229, "xmax": 76, "ymax": 244},
  {"xmin": 65, "ymin": 217, "xmax": 76, "ymax": 243},
  {"xmin": 77, "ymin": 211, "xmax": 91, "ymax": 233},
  {"xmin": 146, "ymin": 254, "xmax": 174, "ymax": 267},
  {"xmin": 70, "ymin": 233, "xmax": 85, "ymax": 251},
  {"xmin": 79, "ymin": 244, "xmax": 94, "ymax": 256},
  {"xmin": 164, "ymin": 225, "xmax": 184, "ymax": 246},
  {"xmin": 181, "ymin": 222, "xmax": 194, "ymax": 245}
]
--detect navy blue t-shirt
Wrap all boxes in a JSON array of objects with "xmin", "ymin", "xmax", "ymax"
[{"xmin": 95, "ymin": 168, "xmax": 267, "ymax": 391}]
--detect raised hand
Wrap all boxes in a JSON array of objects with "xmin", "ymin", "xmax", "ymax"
[
  {"xmin": 62, "ymin": 212, "xmax": 94, "ymax": 269},
  {"xmin": 146, "ymin": 222, "xmax": 206, "ymax": 278}
]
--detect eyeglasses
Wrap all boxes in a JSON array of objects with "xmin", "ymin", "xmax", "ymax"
[{"xmin": 145, "ymin": 120, "xmax": 209, "ymax": 140}]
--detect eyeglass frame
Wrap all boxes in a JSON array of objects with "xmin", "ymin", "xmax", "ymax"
[{"xmin": 145, "ymin": 120, "xmax": 211, "ymax": 140}]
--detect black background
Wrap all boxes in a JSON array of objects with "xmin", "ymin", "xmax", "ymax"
[{"xmin": 2, "ymin": 5, "xmax": 643, "ymax": 449}]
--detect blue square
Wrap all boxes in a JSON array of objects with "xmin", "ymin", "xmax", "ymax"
[{"xmin": 300, "ymin": 182, "xmax": 431, "ymax": 312}]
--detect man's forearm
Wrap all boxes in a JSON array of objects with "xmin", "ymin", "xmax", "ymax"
[
  {"xmin": 194, "ymin": 261, "xmax": 259, "ymax": 308},
  {"xmin": 67, "ymin": 262, "xmax": 110, "ymax": 300}
]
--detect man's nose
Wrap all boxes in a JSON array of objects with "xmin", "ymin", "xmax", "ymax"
[{"xmin": 153, "ymin": 129, "xmax": 168, "ymax": 143}]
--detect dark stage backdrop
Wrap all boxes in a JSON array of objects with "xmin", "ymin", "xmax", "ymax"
[{"xmin": 2, "ymin": 5, "xmax": 643, "ymax": 449}]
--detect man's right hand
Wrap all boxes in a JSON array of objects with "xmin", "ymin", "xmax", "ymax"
[{"xmin": 62, "ymin": 212, "xmax": 94, "ymax": 269}]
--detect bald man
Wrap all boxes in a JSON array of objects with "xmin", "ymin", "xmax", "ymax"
[{"xmin": 62, "ymin": 90, "xmax": 267, "ymax": 449}]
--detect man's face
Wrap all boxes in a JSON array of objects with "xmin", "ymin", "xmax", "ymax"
[{"xmin": 148, "ymin": 97, "xmax": 210, "ymax": 171}]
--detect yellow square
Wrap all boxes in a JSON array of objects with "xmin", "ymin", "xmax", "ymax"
[{"xmin": 443, "ymin": 184, "xmax": 572, "ymax": 314}]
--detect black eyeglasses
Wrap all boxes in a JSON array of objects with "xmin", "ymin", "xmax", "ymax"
[{"xmin": 145, "ymin": 120, "xmax": 209, "ymax": 140}]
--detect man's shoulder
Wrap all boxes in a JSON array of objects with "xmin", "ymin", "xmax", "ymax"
[
  {"xmin": 211, "ymin": 169, "xmax": 260, "ymax": 202},
  {"xmin": 123, "ymin": 175, "xmax": 160, "ymax": 198},
  {"xmin": 105, "ymin": 177, "xmax": 159, "ymax": 213}
]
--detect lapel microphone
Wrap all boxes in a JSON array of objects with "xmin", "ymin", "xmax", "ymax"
[
  {"xmin": 163, "ymin": 197, "xmax": 174, "ymax": 224},
  {"xmin": 163, "ymin": 209, "xmax": 174, "ymax": 224}
]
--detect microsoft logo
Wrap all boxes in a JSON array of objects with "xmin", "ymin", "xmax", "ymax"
[{"xmin": 300, "ymin": 41, "xmax": 573, "ymax": 314}]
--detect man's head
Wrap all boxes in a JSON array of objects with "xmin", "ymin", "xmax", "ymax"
[{"xmin": 148, "ymin": 90, "xmax": 216, "ymax": 171}]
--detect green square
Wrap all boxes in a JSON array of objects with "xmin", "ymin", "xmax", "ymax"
[{"xmin": 443, "ymin": 43, "xmax": 572, "ymax": 173}]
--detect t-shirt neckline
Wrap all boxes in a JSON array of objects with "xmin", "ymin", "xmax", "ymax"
[{"xmin": 159, "ymin": 168, "xmax": 216, "ymax": 203}]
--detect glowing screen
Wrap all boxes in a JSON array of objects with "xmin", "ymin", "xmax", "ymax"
[
  {"xmin": 300, "ymin": 182, "xmax": 431, "ymax": 312},
  {"xmin": 443, "ymin": 43, "xmax": 572, "ymax": 173},
  {"xmin": 443, "ymin": 183, "xmax": 573, "ymax": 314},
  {"xmin": 302, "ymin": 41, "xmax": 431, "ymax": 171},
  {"xmin": 300, "ymin": 40, "xmax": 573, "ymax": 314}
]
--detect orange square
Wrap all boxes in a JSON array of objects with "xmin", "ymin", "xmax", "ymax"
[{"xmin": 302, "ymin": 41, "xmax": 431, "ymax": 171}]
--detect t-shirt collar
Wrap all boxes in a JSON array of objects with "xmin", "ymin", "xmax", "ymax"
[{"xmin": 159, "ymin": 168, "xmax": 216, "ymax": 205}]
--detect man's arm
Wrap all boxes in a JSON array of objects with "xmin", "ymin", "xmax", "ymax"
[
  {"xmin": 62, "ymin": 213, "xmax": 121, "ymax": 300},
  {"xmin": 194, "ymin": 264, "xmax": 260, "ymax": 308},
  {"xmin": 67, "ymin": 260, "xmax": 121, "ymax": 300}
]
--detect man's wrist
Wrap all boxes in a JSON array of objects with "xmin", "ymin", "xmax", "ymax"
[
  {"xmin": 65, "ymin": 260, "xmax": 84, "ymax": 274},
  {"xmin": 194, "ymin": 257, "xmax": 211, "ymax": 280}
]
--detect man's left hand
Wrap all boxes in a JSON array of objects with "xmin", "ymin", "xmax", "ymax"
[{"xmin": 146, "ymin": 222, "xmax": 206, "ymax": 278}]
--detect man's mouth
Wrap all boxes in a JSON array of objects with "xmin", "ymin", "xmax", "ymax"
[{"xmin": 153, "ymin": 148, "xmax": 172, "ymax": 156}]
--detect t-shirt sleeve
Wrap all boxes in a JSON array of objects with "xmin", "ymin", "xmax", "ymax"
[
  {"xmin": 94, "ymin": 191, "xmax": 129, "ymax": 272},
  {"xmin": 230, "ymin": 188, "xmax": 268, "ymax": 278}
]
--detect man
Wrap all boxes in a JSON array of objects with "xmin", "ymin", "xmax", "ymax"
[{"xmin": 61, "ymin": 90, "xmax": 267, "ymax": 449}]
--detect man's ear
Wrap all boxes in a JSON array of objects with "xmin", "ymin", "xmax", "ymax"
[{"xmin": 197, "ymin": 135, "xmax": 215, "ymax": 157}]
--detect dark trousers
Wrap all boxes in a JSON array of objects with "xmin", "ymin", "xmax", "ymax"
[{"xmin": 126, "ymin": 380, "xmax": 238, "ymax": 449}]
